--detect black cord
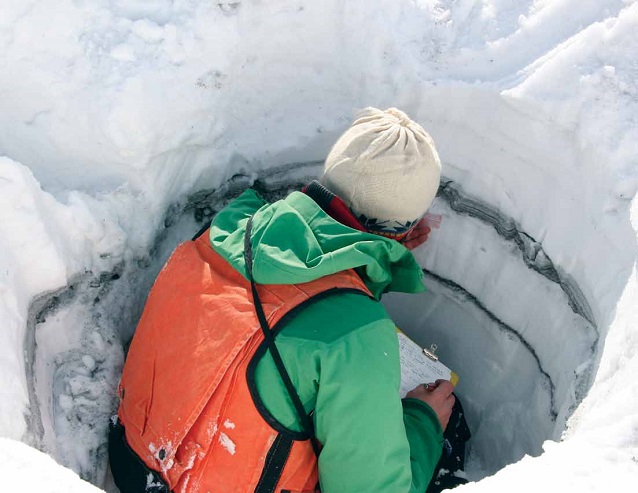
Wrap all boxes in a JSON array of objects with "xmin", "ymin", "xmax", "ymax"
[{"xmin": 244, "ymin": 217, "xmax": 321, "ymax": 458}]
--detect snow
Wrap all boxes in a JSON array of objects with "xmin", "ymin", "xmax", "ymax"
[
  {"xmin": 1, "ymin": 0, "xmax": 637, "ymax": 491},
  {"xmin": 219, "ymin": 433, "xmax": 237, "ymax": 456},
  {"xmin": 0, "ymin": 438, "xmax": 101, "ymax": 492}
]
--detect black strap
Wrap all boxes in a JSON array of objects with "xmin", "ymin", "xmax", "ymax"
[
  {"xmin": 191, "ymin": 222, "xmax": 210, "ymax": 241},
  {"xmin": 244, "ymin": 216, "xmax": 321, "ymax": 458},
  {"xmin": 254, "ymin": 433, "xmax": 294, "ymax": 493}
]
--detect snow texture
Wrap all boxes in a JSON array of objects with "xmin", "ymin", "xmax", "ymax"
[
  {"xmin": 219, "ymin": 433, "xmax": 237, "ymax": 456},
  {"xmin": 0, "ymin": 438, "xmax": 102, "ymax": 492},
  {"xmin": 1, "ymin": 0, "xmax": 637, "ymax": 491}
]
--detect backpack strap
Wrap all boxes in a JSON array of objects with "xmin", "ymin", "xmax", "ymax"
[{"xmin": 243, "ymin": 216, "xmax": 322, "ymax": 458}]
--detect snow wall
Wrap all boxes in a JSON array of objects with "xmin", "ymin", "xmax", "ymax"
[{"xmin": 1, "ymin": 1, "xmax": 638, "ymax": 491}]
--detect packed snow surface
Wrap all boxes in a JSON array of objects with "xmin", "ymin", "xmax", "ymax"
[{"xmin": 1, "ymin": 0, "xmax": 637, "ymax": 491}]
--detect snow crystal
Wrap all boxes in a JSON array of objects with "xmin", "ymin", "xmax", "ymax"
[
  {"xmin": 223, "ymin": 419, "xmax": 236, "ymax": 430},
  {"xmin": 81, "ymin": 355, "xmax": 96, "ymax": 371},
  {"xmin": 207, "ymin": 422, "xmax": 219, "ymax": 441},
  {"xmin": 146, "ymin": 472, "xmax": 164, "ymax": 491},
  {"xmin": 219, "ymin": 433, "xmax": 236, "ymax": 456}
]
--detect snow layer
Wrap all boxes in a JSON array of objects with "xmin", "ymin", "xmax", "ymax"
[{"xmin": 1, "ymin": 0, "xmax": 637, "ymax": 490}]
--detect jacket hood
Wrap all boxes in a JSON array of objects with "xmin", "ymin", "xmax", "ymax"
[{"xmin": 209, "ymin": 189, "xmax": 425, "ymax": 299}]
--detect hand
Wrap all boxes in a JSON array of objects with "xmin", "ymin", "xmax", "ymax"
[
  {"xmin": 402, "ymin": 214, "xmax": 442, "ymax": 251},
  {"xmin": 405, "ymin": 379, "xmax": 455, "ymax": 430}
]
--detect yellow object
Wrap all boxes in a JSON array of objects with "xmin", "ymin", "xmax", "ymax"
[{"xmin": 449, "ymin": 371, "xmax": 460, "ymax": 387}]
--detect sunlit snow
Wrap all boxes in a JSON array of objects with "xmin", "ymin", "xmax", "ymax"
[{"xmin": 1, "ymin": 1, "xmax": 637, "ymax": 491}]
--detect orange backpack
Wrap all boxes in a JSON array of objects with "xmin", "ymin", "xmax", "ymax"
[{"xmin": 112, "ymin": 228, "xmax": 371, "ymax": 492}]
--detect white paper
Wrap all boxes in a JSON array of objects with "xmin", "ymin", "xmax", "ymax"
[{"xmin": 398, "ymin": 331, "xmax": 453, "ymax": 398}]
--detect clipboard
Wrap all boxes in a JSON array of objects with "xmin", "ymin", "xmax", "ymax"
[{"xmin": 397, "ymin": 327, "xmax": 459, "ymax": 398}]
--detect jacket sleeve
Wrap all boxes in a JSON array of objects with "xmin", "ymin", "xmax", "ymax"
[{"xmin": 314, "ymin": 319, "xmax": 444, "ymax": 493}]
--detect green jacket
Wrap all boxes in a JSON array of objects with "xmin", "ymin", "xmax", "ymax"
[{"xmin": 210, "ymin": 189, "xmax": 443, "ymax": 493}]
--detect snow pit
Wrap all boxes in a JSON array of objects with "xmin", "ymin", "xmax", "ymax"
[
  {"xmin": 24, "ymin": 142, "xmax": 632, "ymax": 485},
  {"xmin": 1, "ymin": 1, "xmax": 637, "ymax": 491}
]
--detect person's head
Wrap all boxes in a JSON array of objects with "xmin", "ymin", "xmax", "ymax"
[{"xmin": 321, "ymin": 107, "xmax": 441, "ymax": 240}]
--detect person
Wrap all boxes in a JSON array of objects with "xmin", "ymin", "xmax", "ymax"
[{"xmin": 109, "ymin": 107, "xmax": 468, "ymax": 493}]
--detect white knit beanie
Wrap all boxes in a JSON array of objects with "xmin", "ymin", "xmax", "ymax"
[{"xmin": 321, "ymin": 107, "xmax": 441, "ymax": 237}]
